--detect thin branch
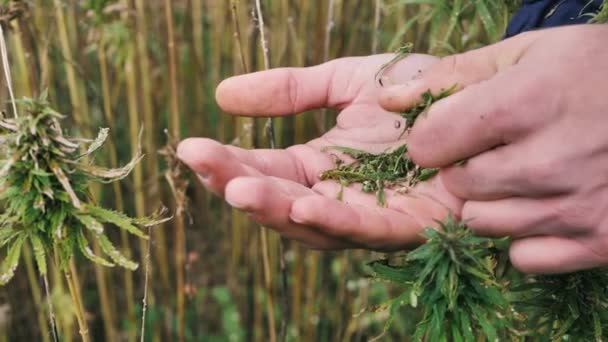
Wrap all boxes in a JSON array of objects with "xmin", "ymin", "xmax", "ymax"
[{"xmin": 0, "ymin": 25, "xmax": 18, "ymax": 117}]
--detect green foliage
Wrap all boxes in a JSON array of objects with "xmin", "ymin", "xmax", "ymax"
[
  {"xmin": 513, "ymin": 270, "xmax": 608, "ymax": 341},
  {"xmin": 592, "ymin": 0, "xmax": 608, "ymax": 23},
  {"xmin": 369, "ymin": 216, "xmax": 512, "ymax": 341},
  {"xmin": 389, "ymin": 0, "xmax": 513, "ymax": 53},
  {"xmin": 320, "ymin": 144, "xmax": 438, "ymax": 206},
  {"xmin": 0, "ymin": 93, "xmax": 167, "ymax": 282},
  {"xmin": 402, "ymin": 84, "xmax": 457, "ymax": 130}
]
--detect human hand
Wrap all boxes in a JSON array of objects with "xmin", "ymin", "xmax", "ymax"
[
  {"xmin": 178, "ymin": 54, "xmax": 463, "ymax": 251},
  {"xmin": 379, "ymin": 25, "xmax": 608, "ymax": 273}
]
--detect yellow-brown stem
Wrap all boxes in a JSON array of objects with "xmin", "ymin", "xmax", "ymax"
[
  {"xmin": 65, "ymin": 260, "xmax": 89, "ymax": 342},
  {"xmin": 23, "ymin": 246, "xmax": 51, "ymax": 342},
  {"xmin": 260, "ymin": 229, "xmax": 277, "ymax": 342},
  {"xmin": 134, "ymin": 0, "xmax": 170, "ymax": 292},
  {"xmin": 97, "ymin": 40, "xmax": 135, "ymax": 338},
  {"xmin": 163, "ymin": 0, "xmax": 186, "ymax": 340},
  {"xmin": 92, "ymin": 241, "xmax": 116, "ymax": 341},
  {"xmin": 52, "ymin": 0, "xmax": 90, "ymax": 136}
]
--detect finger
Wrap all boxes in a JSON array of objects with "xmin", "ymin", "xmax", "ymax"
[
  {"xmin": 509, "ymin": 236, "xmax": 606, "ymax": 274},
  {"xmin": 177, "ymin": 138, "xmax": 261, "ymax": 196},
  {"xmin": 378, "ymin": 31, "xmax": 540, "ymax": 112},
  {"xmin": 225, "ymin": 177, "xmax": 355, "ymax": 249},
  {"xmin": 404, "ymin": 62, "xmax": 557, "ymax": 168},
  {"xmin": 440, "ymin": 136, "xmax": 574, "ymax": 200},
  {"xmin": 289, "ymin": 195, "xmax": 426, "ymax": 251},
  {"xmin": 462, "ymin": 197, "xmax": 591, "ymax": 239},
  {"xmin": 216, "ymin": 60, "xmax": 343, "ymax": 116},
  {"xmin": 217, "ymin": 54, "xmax": 438, "ymax": 117},
  {"xmin": 225, "ymin": 143, "xmax": 335, "ymax": 186}
]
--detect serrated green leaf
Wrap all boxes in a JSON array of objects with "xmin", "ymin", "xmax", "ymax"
[
  {"xmin": 29, "ymin": 234, "xmax": 47, "ymax": 275},
  {"xmin": 95, "ymin": 233, "xmax": 137, "ymax": 270},
  {"xmin": 75, "ymin": 214, "xmax": 104, "ymax": 234},
  {"xmin": 368, "ymin": 260, "xmax": 412, "ymax": 283},
  {"xmin": 0, "ymin": 227, "xmax": 18, "ymax": 247},
  {"xmin": 77, "ymin": 230, "xmax": 114, "ymax": 267},
  {"xmin": 85, "ymin": 204, "xmax": 148, "ymax": 239},
  {"xmin": 468, "ymin": 300, "xmax": 497, "ymax": 342},
  {"xmin": 0, "ymin": 234, "xmax": 25, "ymax": 285}
]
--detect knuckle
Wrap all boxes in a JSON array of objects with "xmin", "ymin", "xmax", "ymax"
[
  {"xmin": 549, "ymin": 198, "xmax": 594, "ymax": 233},
  {"xmin": 285, "ymin": 69, "xmax": 300, "ymax": 114},
  {"xmin": 518, "ymin": 158, "xmax": 561, "ymax": 187},
  {"xmin": 437, "ymin": 54, "xmax": 462, "ymax": 75}
]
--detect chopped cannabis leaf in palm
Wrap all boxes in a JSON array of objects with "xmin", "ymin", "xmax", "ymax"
[
  {"xmin": 320, "ymin": 144, "xmax": 438, "ymax": 205},
  {"xmin": 368, "ymin": 215, "xmax": 513, "ymax": 341},
  {"xmin": 0, "ymin": 93, "xmax": 169, "ymax": 283}
]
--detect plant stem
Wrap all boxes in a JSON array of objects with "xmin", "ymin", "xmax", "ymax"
[
  {"xmin": 260, "ymin": 229, "xmax": 277, "ymax": 342},
  {"xmin": 23, "ymin": 246, "xmax": 51, "ymax": 342},
  {"xmin": 140, "ymin": 227, "xmax": 152, "ymax": 342},
  {"xmin": 64, "ymin": 260, "xmax": 89, "ymax": 342},
  {"xmin": 163, "ymin": 1, "xmax": 187, "ymax": 340},
  {"xmin": 122, "ymin": 1, "xmax": 146, "ymax": 337},
  {"xmin": 135, "ymin": 0, "xmax": 170, "ymax": 293},
  {"xmin": 254, "ymin": 2, "xmax": 290, "ymax": 341},
  {"xmin": 42, "ymin": 273, "xmax": 59, "ymax": 342},
  {"xmin": 372, "ymin": 0, "xmax": 383, "ymax": 54},
  {"xmin": 92, "ymin": 241, "xmax": 116, "ymax": 341},
  {"xmin": 52, "ymin": 0, "xmax": 89, "ymax": 135},
  {"xmin": 97, "ymin": 38, "xmax": 135, "ymax": 339}
]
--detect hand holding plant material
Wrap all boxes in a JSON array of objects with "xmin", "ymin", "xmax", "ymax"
[
  {"xmin": 380, "ymin": 24, "xmax": 608, "ymax": 274},
  {"xmin": 178, "ymin": 54, "xmax": 464, "ymax": 251}
]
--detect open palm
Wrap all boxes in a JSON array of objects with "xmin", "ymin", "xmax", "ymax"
[{"xmin": 178, "ymin": 54, "xmax": 463, "ymax": 251}]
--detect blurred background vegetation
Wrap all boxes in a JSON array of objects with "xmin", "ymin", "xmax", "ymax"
[{"xmin": 0, "ymin": 0, "xmax": 517, "ymax": 341}]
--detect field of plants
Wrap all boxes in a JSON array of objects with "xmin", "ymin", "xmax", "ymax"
[{"xmin": 0, "ymin": 0, "xmax": 606, "ymax": 341}]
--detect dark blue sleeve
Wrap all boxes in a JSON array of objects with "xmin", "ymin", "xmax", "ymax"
[{"xmin": 505, "ymin": 0, "xmax": 603, "ymax": 38}]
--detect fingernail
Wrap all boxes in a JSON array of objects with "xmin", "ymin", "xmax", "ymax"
[
  {"xmin": 197, "ymin": 172, "xmax": 210, "ymax": 181},
  {"xmin": 289, "ymin": 213, "xmax": 307, "ymax": 225},
  {"xmin": 226, "ymin": 196, "xmax": 248, "ymax": 211}
]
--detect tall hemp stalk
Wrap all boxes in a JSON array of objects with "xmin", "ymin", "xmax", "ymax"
[
  {"xmin": 97, "ymin": 35, "xmax": 133, "ymax": 341},
  {"xmin": 160, "ymin": 0, "xmax": 188, "ymax": 340},
  {"xmin": 229, "ymin": 0, "xmax": 250, "ymax": 284},
  {"xmin": 118, "ymin": 2, "xmax": 146, "ymax": 339},
  {"xmin": 253, "ymin": 1, "xmax": 290, "ymax": 341},
  {"xmin": 134, "ymin": 0, "xmax": 170, "ymax": 292}
]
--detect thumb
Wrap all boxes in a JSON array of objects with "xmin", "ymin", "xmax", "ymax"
[{"xmin": 378, "ymin": 31, "xmax": 541, "ymax": 113}]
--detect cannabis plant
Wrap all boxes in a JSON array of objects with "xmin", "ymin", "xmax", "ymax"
[
  {"xmin": 0, "ymin": 93, "xmax": 166, "ymax": 339},
  {"xmin": 369, "ymin": 217, "xmax": 512, "ymax": 341}
]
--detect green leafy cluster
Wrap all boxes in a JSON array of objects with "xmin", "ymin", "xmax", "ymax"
[
  {"xmin": 369, "ymin": 216, "xmax": 512, "ymax": 341},
  {"xmin": 0, "ymin": 93, "xmax": 167, "ymax": 283},
  {"xmin": 513, "ymin": 270, "xmax": 608, "ymax": 341},
  {"xmin": 320, "ymin": 144, "xmax": 438, "ymax": 205}
]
